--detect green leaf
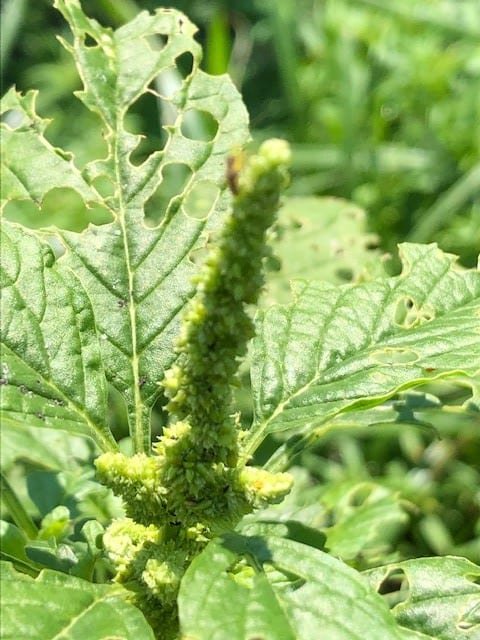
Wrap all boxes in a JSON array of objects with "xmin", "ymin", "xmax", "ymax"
[
  {"xmin": 365, "ymin": 556, "xmax": 480, "ymax": 639},
  {"xmin": 0, "ymin": 221, "xmax": 116, "ymax": 452},
  {"xmin": 0, "ymin": 88, "xmax": 101, "ymax": 210},
  {"xmin": 0, "ymin": 522, "xmax": 40, "ymax": 575},
  {"xmin": 322, "ymin": 482, "xmax": 409, "ymax": 565},
  {"xmin": 265, "ymin": 196, "xmax": 381, "ymax": 303},
  {"xmin": 178, "ymin": 533, "xmax": 421, "ymax": 639},
  {"xmin": 0, "ymin": 561, "xmax": 155, "ymax": 639},
  {"xmin": 242, "ymin": 479, "xmax": 409, "ymax": 568},
  {"xmin": 50, "ymin": 0, "xmax": 249, "ymax": 453},
  {"xmin": 247, "ymin": 243, "xmax": 480, "ymax": 458},
  {"xmin": 0, "ymin": 422, "xmax": 92, "ymax": 472},
  {"xmin": 1, "ymin": 1, "xmax": 249, "ymax": 453}
]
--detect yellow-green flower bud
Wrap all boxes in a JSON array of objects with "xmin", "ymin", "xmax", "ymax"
[{"xmin": 238, "ymin": 467, "xmax": 293, "ymax": 506}]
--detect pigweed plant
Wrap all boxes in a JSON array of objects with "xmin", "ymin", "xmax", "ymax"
[{"xmin": 1, "ymin": 2, "xmax": 479, "ymax": 639}]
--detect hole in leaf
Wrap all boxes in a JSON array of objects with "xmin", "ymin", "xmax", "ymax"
[
  {"xmin": 181, "ymin": 110, "xmax": 219, "ymax": 142},
  {"xmin": 154, "ymin": 67, "xmax": 182, "ymax": 101},
  {"xmin": 144, "ymin": 162, "xmax": 192, "ymax": 226},
  {"xmin": 126, "ymin": 90, "xmax": 168, "ymax": 167},
  {"xmin": 175, "ymin": 51, "xmax": 194, "ymax": 77},
  {"xmin": 376, "ymin": 568, "xmax": 410, "ymax": 608},
  {"xmin": 3, "ymin": 188, "xmax": 112, "ymax": 231},
  {"xmin": 183, "ymin": 180, "xmax": 219, "ymax": 220},
  {"xmin": 145, "ymin": 34, "xmax": 167, "ymax": 51},
  {"xmin": 84, "ymin": 34, "xmax": 97, "ymax": 47},
  {"xmin": 394, "ymin": 296, "xmax": 435, "ymax": 327},
  {"xmin": 91, "ymin": 175, "xmax": 115, "ymax": 199},
  {"xmin": 1, "ymin": 108, "xmax": 25, "ymax": 128}
]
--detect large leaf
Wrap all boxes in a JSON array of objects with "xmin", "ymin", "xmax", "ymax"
[
  {"xmin": 54, "ymin": 0, "xmax": 249, "ymax": 452},
  {"xmin": 0, "ymin": 0, "xmax": 249, "ymax": 453},
  {"xmin": 0, "ymin": 561, "xmax": 155, "ymax": 639},
  {"xmin": 178, "ymin": 533, "xmax": 423, "ymax": 639},
  {"xmin": 365, "ymin": 556, "xmax": 480, "ymax": 639},
  {"xmin": 0, "ymin": 221, "xmax": 115, "ymax": 451},
  {"xmin": 246, "ymin": 243, "xmax": 480, "ymax": 457}
]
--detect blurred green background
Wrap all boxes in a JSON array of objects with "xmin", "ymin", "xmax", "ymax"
[
  {"xmin": 1, "ymin": 0, "xmax": 480, "ymax": 569},
  {"xmin": 2, "ymin": 0, "xmax": 479, "ymax": 262}
]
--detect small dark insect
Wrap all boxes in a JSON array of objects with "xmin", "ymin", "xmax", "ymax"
[
  {"xmin": 117, "ymin": 299, "xmax": 127, "ymax": 309},
  {"xmin": 139, "ymin": 377, "xmax": 147, "ymax": 388},
  {"xmin": 424, "ymin": 367, "xmax": 436, "ymax": 372},
  {"xmin": 226, "ymin": 153, "xmax": 244, "ymax": 195}
]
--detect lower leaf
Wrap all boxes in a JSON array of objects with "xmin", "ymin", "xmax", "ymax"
[
  {"xmin": 178, "ymin": 533, "xmax": 423, "ymax": 639},
  {"xmin": 0, "ymin": 561, "xmax": 155, "ymax": 640},
  {"xmin": 364, "ymin": 556, "xmax": 480, "ymax": 639}
]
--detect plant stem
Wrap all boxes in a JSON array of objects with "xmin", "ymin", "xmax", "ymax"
[
  {"xmin": 206, "ymin": 9, "xmax": 231, "ymax": 76},
  {"xmin": 0, "ymin": 0, "xmax": 28, "ymax": 74}
]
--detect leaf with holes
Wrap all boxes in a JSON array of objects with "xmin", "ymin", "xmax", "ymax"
[
  {"xmin": 0, "ymin": 0, "xmax": 248, "ymax": 453},
  {"xmin": 265, "ymin": 196, "xmax": 382, "ymax": 304},
  {"xmin": 364, "ymin": 556, "xmax": 480, "ymax": 639},
  {"xmin": 178, "ymin": 533, "xmax": 424, "ymax": 639},
  {"xmin": 246, "ymin": 243, "xmax": 480, "ymax": 458},
  {"xmin": 0, "ymin": 561, "xmax": 155, "ymax": 639}
]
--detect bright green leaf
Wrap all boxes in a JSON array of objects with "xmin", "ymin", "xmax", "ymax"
[
  {"xmin": 179, "ymin": 533, "xmax": 423, "ymax": 639},
  {"xmin": 247, "ymin": 243, "xmax": 480, "ymax": 457},
  {"xmin": 0, "ymin": 561, "xmax": 155, "ymax": 639},
  {"xmin": 365, "ymin": 556, "xmax": 480, "ymax": 639},
  {"xmin": 0, "ymin": 221, "xmax": 115, "ymax": 452}
]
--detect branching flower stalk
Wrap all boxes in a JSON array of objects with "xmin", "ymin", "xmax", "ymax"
[{"xmin": 95, "ymin": 139, "xmax": 293, "ymax": 637}]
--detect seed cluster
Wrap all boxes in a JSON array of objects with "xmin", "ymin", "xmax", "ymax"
[{"xmin": 95, "ymin": 139, "xmax": 292, "ymax": 636}]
